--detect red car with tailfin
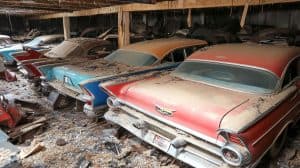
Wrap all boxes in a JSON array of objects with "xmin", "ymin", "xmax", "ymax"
[{"xmin": 102, "ymin": 44, "xmax": 300, "ymax": 168}]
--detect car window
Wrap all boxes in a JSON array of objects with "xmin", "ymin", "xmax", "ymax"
[
  {"xmin": 104, "ymin": 49, "xmax": 157, "ymax": 66},
  {"xmin": 173, "ymin": 61, "xmax": 279, "ymax": 93},
  {"xmin": 185, "ymin": 45, "xmax": 203, "ymax": 56},
  {"xmin": 282, "ymin": 57, "xmax": 300, "ymax": 88},
  {"xmin": 44, "ymin": 37, "xmax": 63, "ymax": 45},
  {"xmin": 162, "ymin": 46, "xmax": 202, "ymax": 64},
  {"xmin": 162, "ymin": 48, "xmax": 185, "ymax": 63}
]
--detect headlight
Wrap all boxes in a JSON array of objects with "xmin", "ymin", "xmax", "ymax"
[
  {"xmin": 221, "ymin": 143, "xmax": 250, "ymax": 166},
  {"xmin": 107, "ymin": 97, "xmax": 120, "ymax": 108}
]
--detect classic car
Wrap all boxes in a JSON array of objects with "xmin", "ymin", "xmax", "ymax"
[
  {"xmin": 97, "ymin": 27, "xmax": 147, "ymax": 49},
  {"xmin": 38, "ymin": 38, "xmax": 207, "ymax": 117},
  {"xmin": 15, "ymin": 38, "xmax": 114, "ymax": 80},
  {"xmin": 103, "ymin": 44, "xmax": 300, "ymax": 168},
  {"xmin": 12, "ymin": 28, "xmax": 41, "ymax": 42},
  {"xmin": 0, "ymin": 34, "xmax": 64, "ymax": 65},
  {"xmin": 0, "ymin": 35, "xmax": 15, "ymax": 49}
]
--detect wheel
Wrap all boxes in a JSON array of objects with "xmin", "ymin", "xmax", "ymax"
[{"xmin": 268, "ymin": 128, "xmax": 288, "ymax": 158}]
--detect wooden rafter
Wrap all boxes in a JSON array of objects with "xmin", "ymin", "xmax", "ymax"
[
  {"xmin": 0, "ymin": 0, "xmax": 166, "ymax": 16},
  {"xmin": 29, "ymin": 0, "xmax": 300, "ymax": 20}
]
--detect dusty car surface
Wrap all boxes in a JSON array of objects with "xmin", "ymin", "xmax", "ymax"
[
  {"xmin": 0, "ymin": 35, "xmax": 15, "ymax": 49},
  {"xmin": 103, "ymin": 44, "xmax": 300, "ymax": 168},
  {"xmin": 15, "ymin": 38, "xmax": 113, "ymax": 80},
  {"xmin": 0, "ymin": 34, "xmax": 64, "ymax": 65},
  {"xmin": 39, "ymin": 38, "xmax": 207, "ymax": 117}
]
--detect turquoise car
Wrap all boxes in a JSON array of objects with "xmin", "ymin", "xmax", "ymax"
[
  {"xmin": 39, "ymin": 38, "xmax": 207, "ymax": 117},
  {"xmin": 0, "ymin": 34, "xmax": 63, "ymax": 65}
]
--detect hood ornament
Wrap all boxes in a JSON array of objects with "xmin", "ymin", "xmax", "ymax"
[{"xmin": 155, "ymin": 105, "xmax": 176, "ymax": 116}]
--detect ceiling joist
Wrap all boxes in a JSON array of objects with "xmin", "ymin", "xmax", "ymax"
[
  {"xmin": 29, "ymin": 0, "xmax": 300, "ymax": 20},
  {"xmin": 0, "ymin": 0, "xmax": 164, "ymax": 15}
]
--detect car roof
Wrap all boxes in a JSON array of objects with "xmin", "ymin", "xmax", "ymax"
[
  {"xmin": 36, "ymin": 34, "xmax": 64, "ymax": 41},
  {"xmin": 66, "ymin": 37, "xmax": 110, "ymax": 48},
  {"xmin": 0, "ymin": 35, "xmax": 10, "ymax": 39},
  {"xmin": 188, "ymin": 43, "xmax": 300, "ymax": 77},
  {"xmin": 121, "ymin": 38, "xmax": 207, "ymax": 60}
]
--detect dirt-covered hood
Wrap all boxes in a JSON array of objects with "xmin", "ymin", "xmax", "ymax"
[
  {"xmin": 113, "ymin": 75, "xmax": 253, "ymax": 139},
  {"xmin": 50, "ymin": 59, "xmax": 144, "ymax": 90},
  {"xmin": 63, "ymin": 59, "xmax": 142, "ymax": 77}
]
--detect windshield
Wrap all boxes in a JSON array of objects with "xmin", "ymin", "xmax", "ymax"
[
  {"xmin": 45, "ymin": 40, "xmax": 79, "ymax": 58},
  {"xmin": 104, "ymin": 49, "xmax": 157, "ymax": 66},
  {"xmin": 172, "ymin": 61, "xmax": 279, "ymax": 93},
  {"xmin": 25, "ymin": 37, "xmax": 43, "ymax": 47}
]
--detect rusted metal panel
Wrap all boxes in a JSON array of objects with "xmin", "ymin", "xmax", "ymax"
[{"xmin": 0, "ymin": 96, "xmax": 23, "ymax": 129}]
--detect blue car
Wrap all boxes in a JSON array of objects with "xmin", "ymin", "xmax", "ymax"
[
  {"xmin": 39, "ymin": 38, "xmax": 207, "ymax": 117},
  {"xmin": 0, "ymin": 34, "xmax": 64, "ymax": 65}
]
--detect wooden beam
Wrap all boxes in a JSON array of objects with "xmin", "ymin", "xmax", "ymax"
[
  {"xmin": 63, "ymin": 16, "xmax": 70, "ymax": 40},
  {"xmin": 240, "ymin": 2, "xmax": 249, "ymax": 28},
  {"xmin": 118, "ymin": 9, "xmax": 130, "ymax": 48},
  {"xmin": 187, "ymin": 9, "xmax": 192, "ymax": 28},
  {"xmin": 30, "ymin": 0, "xmax": 300, "ymax": 20},
  {"xmin": 30, "ymin": 6, "xmax": 119, "ymax": 20},
  {"xmin": 122, "ymin": 0, "xmax": 300, "ymax": 11}
]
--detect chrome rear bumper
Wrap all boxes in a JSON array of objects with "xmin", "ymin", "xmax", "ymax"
[
  {"xmin": 83, "ymin": 103, "xmax": 107, "ymax": 118},
  {"xmin": 105, "ymin": 107, "xmax": 232, "ymax": 168}
]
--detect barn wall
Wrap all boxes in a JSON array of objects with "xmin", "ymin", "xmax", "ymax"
[{"xmin": 0, "ymin": 15, "xmax": 26, "ymax": 35}]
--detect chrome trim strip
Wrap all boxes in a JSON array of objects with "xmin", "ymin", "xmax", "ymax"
[
  {"xmin": 118, "ymin": 99, "xmax": 225, "ymax": 147},
  {"xmin": 249, "ymin": 121, "xmax": 293, "ymax": 168},
  {"xmin": 252, "ymin": 101, "xmax": 300, "ymax": 146}
]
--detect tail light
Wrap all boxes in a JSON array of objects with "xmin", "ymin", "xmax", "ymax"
[
  {"xmin": 219, "ymin": 131, "xmax": 251, "ymax": 166},
  {"xmin": 107, "ymin": 97, "xmax": 120, "ymax": 108},
  {"xmin": 221, "ymin": 144, "xmax": 244, "ymax": 166},
  {"xmin": 80, "ymin": 86, "xmax": 94, "ymax": 106},
  {"xmin": 228, "ymin": 134, "xmax": 245, "ymax": 146}
]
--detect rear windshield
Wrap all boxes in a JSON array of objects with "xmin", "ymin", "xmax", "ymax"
[
  {"xmin": 104, "ymin": 49, "xmax": 157, "ymax": 66},
  {"xmin": 172, "ymin": 61, "xmax": 279, "ymax": 93}
]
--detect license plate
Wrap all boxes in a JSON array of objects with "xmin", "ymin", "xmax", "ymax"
[{"xmin": 152, "ymin": 132, "xmax": 170, "ymax": 151}]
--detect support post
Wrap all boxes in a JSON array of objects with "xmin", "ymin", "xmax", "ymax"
[
  {"xmin": 63, "ymin": 16, "xmax": 70, "ymax": 40},
  {"xmin": 240, "ymin": 3, "xmax": 249, "ymax": 28},
  {"xmin": 118, "ymin": 8, "xmax": 130, "ymax": 48},
  {"xmin": 187, "ymin": 9, "xmax": 192, "ymax": 28}
]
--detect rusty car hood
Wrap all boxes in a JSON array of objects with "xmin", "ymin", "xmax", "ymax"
[{"xmin": 114, "ymin": 75, "xmax": 254, "ymax": 139}]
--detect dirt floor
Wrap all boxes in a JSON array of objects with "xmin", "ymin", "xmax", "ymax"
[{"xmin": 1, "ymin": 74, "xmax": 300, "ymax": 168}]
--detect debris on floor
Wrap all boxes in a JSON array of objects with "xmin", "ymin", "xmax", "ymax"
[
  {"xmin": 1, "ymin": 74, "xmax": 300, "ymax": 168},
  {"xmin": 0, "ymin": 129, "xmax": 20, "ymax": 168}
]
